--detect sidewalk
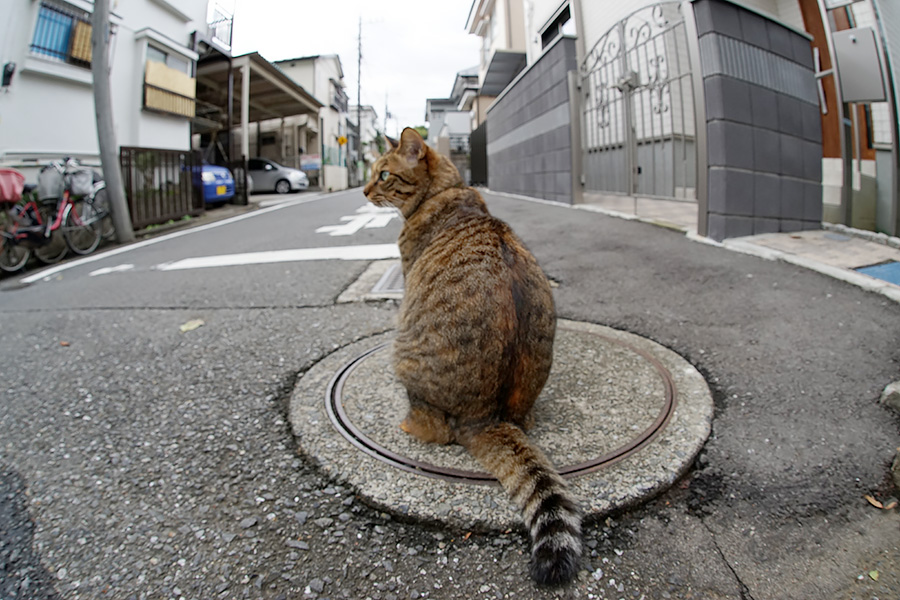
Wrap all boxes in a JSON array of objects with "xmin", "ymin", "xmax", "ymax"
[
  {"xmin": 577, "ymin": 196, "xmax": 900, "ymax": 304},
  {"xmin": 723, "ymin": 226, "xmax": 900, "ymax": 303}
]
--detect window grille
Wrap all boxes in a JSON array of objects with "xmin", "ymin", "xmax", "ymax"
[{"xmin": 30, "ymin": 1, "xmax": 93, "ymax": 67}]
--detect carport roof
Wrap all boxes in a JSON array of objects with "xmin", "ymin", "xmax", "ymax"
[{"xmin": 196, "ymin": 52, "xmax": 323, "ymax": 127}]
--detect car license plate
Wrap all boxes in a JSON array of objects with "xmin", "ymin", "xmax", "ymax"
[{"xmin": 216, "ymin": 185, "xmax": 226, "ymax": 195}]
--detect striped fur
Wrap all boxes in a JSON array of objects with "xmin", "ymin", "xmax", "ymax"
[
  {"xmin": 364, "ymin": 128, "xmax": 582, "ymax": 586},
  {"xmin": 461, "ymin": 423, "xmax": 582, "ymax": 586}
]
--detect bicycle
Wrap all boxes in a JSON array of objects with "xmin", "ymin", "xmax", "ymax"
[
  {"xmin": 0, "ymin": 159, "xmax": 114, "ymax": 273},
  {"xmin": 0, "ymin": 169, "xmax": 31, "ymax": 272}
]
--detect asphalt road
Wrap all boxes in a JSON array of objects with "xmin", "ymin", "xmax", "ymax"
[{"xmin": 1, "ymin": 188, "xmax": 898, "ymax": 600}]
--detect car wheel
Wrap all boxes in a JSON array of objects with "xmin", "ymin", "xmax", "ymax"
[{"xmin": 275, "ymin": 179, "xmax": 291, "ymax": 194}]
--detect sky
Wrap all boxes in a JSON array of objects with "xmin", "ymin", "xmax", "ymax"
[{"xmin": 228, "ymin": 0, "xmax": 482, "ymax": 137}]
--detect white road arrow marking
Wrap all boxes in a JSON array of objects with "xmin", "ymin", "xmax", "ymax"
[{"xmin": 315, "ymin": 205, "xmax": 399, "ymax": 236}]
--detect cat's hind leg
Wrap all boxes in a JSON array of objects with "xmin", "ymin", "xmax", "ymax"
[
  {"xmin": 513, "ymin": 410, "xmax": 535, "ymax": 432},
  {"xmin": 401, "ymin": 397, "xmax": 454, "ymax": 444}
]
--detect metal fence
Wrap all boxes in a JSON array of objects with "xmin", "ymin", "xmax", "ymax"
[
  {"xmin": 120, "ymin": 147, "xmax": 204, "ymax": 230},
  {"xmin": 580, "ymin": 2, "xmax": 697, "ymax": 200}
]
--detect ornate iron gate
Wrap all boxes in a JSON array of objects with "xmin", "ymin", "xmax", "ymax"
[{"xmin": 580, "ymin": 2, "xmax": 697, "ymax": 200}]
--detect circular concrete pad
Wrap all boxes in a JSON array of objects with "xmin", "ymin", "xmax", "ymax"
[{"xmin": 290, "ymin": 320, "xmax": 713, "ymax": 530}]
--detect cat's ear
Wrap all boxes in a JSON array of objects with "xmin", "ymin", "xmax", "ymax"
[{"xmin": 399, "ymin": 127, "xmax": 426, "ymax": 167}]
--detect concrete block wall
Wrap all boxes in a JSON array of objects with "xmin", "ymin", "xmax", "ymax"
[
  {"xmin": 694, "ymin": 0, "xmax": 823, "ymax": 240},
  {"xmin": 486, "ymin": 37, "xmax": 578, "ymax": 204}
]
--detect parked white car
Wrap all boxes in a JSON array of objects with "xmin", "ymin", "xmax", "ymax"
[{"xmin": 247, "ymin": 158, "xmax": 309, "ymax": 194}]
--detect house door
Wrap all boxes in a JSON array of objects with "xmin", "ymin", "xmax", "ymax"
[{"xmin": 580, "ymin": 2, "xmax": 696, "ymax": 200}]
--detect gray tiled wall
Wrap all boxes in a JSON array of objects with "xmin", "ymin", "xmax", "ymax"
[
  {"xmin": 486, "ymin": 37, "xmax": 577, "ymax": 204},
  {"xmin": 694, "ymin": 0, "xmax": 823, "ymax": 240}
]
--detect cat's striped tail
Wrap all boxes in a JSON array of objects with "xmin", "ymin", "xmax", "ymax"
[{"xmin": 460, "ymin": 422, "xmax": 582, "ymax": 586}]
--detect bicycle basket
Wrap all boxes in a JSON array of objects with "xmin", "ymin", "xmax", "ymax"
[
  {"xmin": 67, "ymin": 169, "xmax": 94, "ymax": 196},
  {"xmin": 38, "ymin": 166, "xmax": 65, "ymax": 201},
  {"xmin": 0, "ymin": 168, "xmax": 25, "ymax": 203}
]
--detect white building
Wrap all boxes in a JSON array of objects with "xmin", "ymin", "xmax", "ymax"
[
  {"xmin": 269, "ymin": 55, "xmax": 350, "ymax": 191},
  {"xmin": 426, "ymin": 69, "xmax": 479, "ymax": 147},
  {"xmin": 0, "ymin": 0, "xmax": 215, "ymax": 180},
  {"xmin": 350, "ymin": 104, "xmax": 379, "ymax": 180}
]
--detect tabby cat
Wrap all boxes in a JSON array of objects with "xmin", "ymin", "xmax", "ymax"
[{"xmin": 363, "ymin": 128, "xmax": 582, "ymax": 586}]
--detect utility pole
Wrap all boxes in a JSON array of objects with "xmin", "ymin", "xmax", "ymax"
[
  {"xmin": 384, "ymin": 93, "xmax": 390, "ymax": 138},
  {"xmin": 91, "ymin": 0, "xmax": 134, "ymax": 243},
  {"xmin": 356, "ymin": 17, "xmax": 362, "ymax": 181}
]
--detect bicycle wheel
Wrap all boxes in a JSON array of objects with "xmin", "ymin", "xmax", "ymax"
[
  {"xmin": 33, "ymin": 204, "xmax": 67, "ymax": 264},
  {"xmin": 0, "ymin": 240, "xmax": 29, "ymax": 272},
  {"xmin": 0, "ymin": 213, "xmax": 30, "ymax": 273},
  {"xmin": 0, "ymin": 207, "xmax": 30, "ymax": 273},
  {"xmin": 90, "ymin": 185, "xmax": 115, "ymax": 240},
  {"xmin": 63, "ymin": 199, "xmax": 101, "ymax": 255}
]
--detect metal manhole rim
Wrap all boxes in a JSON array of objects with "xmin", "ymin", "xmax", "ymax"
[{"xmin": 324, "ymin": 323, "xmax": 678, "ymax": 485}]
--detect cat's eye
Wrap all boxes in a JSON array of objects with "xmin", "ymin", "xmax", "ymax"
[{"xmin": 380, "ymin": 170, "xmax": 389, "ymax": 181}]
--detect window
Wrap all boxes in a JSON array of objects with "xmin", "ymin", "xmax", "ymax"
[
  {"xmin": 147, "ymin": 45, "xmax": 190, "ymax": 75},
  {"xmin": 30, "ymin": 1, "xmax": 93, "ymax": 67},
  {"xmin": 144, "ymin": 42, "xmax": 196, "ymax": 117},
  {"xmin": 540, "ymin": 4, "xmax": 574, "ymax": 50}
]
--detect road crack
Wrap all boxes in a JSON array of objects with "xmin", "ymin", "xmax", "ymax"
[{"xmin": 701, "ymin": 518, "xmax": 757, "ymax": 600}]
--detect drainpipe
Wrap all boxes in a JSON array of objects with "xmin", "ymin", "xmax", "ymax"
[
  {"xmin": 816, "ymin": 0, "xmax": 853, "ymax": 226},
  {"xmin": 870, "ymin": 0, "xmax": 899, "ymax": 236},
  {"xmin": 571, "ymin": 0, "xmax": 586, "ymax": 68},
  {"xmin": 241, "ymin": 61, "xmax": 250, "ymax": 161},
  {"xmin": 227, "ymin": 58, "xmax": 234, "ymax": 164},
  {"xmin": 569, "ymin": 0, "xmax": 587, "ymax": 205},
  {"xmin": 682, "ymin": 0, "xmax": 709, "ymax": 237}
]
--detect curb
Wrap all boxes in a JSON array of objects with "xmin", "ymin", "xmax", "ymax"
[
  {"xmin": 479, "ymin": 189, "xmax": 900, "ymax": 305},
  {"xmin": 722, "ymin": 237, "xmax": 900, "ymax": 304}
]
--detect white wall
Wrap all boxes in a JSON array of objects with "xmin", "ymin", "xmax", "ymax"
[
  {"xmin": 280, "ymin": 56, "xmax": 343, "ymax": 106},
  {"xmin": 0, "ymin": 0, "xmax": 206, "ymax": 174},
  {"xmin": 277, "ymin": 61, "xmax": 317, "ymax": 101},
  {"xmin": 442, "ymin": 111, "xmax": 473, "ymax": 136},
  {"xmin": 526, "ymin": 0, "xmax": 568, "ymax": 63}
]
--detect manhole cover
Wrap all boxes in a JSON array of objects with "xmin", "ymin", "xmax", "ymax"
[
  {"xmin": 290, "ymin": 319, "xmax": 713, "ymax": 529},
  {"xmin": 370, "ymin": 262, "xmax": 404, "ymax": 295}
]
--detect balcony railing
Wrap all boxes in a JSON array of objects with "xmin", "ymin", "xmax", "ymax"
[{"xmin": 144, "ymin": 84, "xmax": 196, "ymax": 118}]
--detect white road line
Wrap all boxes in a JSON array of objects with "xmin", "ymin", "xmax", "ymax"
[
  {"xmin": 156, "ymin": 244, "xmax": 400, "ymax": 271},
  {"xmin": 89, "ymin": 264, "xmax": 135, "ymax": 277},
  {"xmin": 20, "ymin": 193, "xmax": 331, "ymax": 284}
]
